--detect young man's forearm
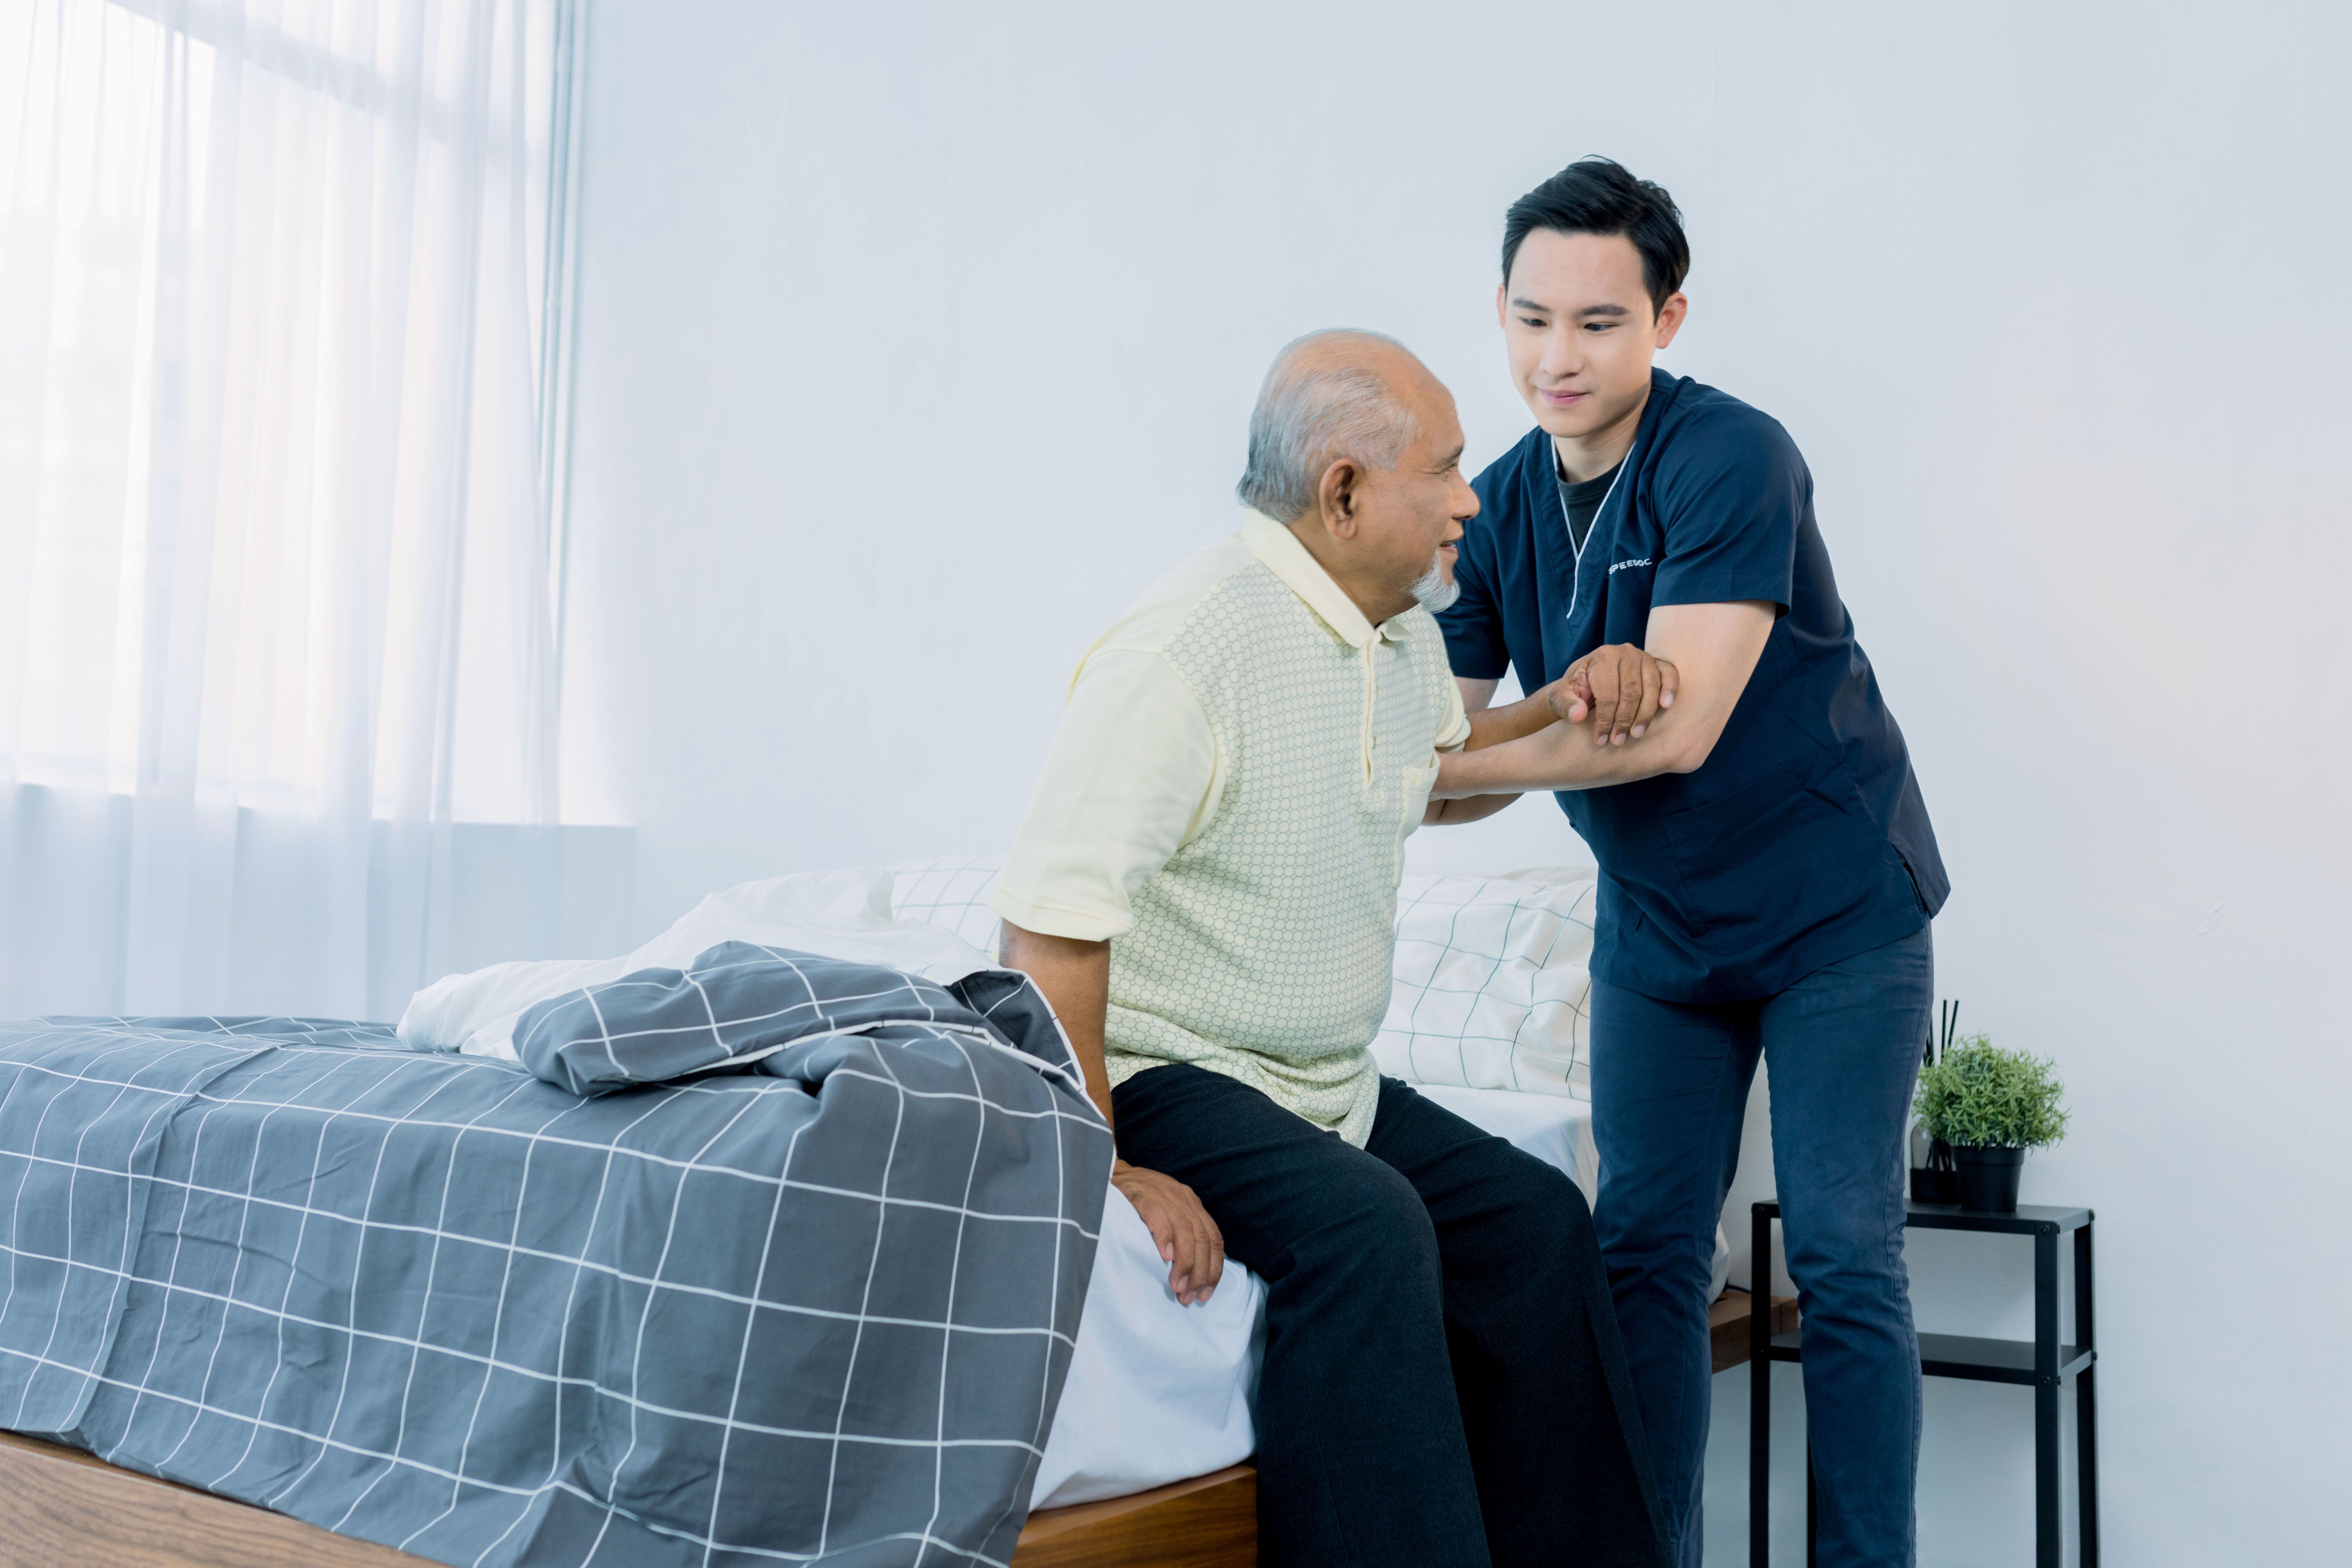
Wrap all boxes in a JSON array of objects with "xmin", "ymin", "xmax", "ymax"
[
  {"xmin": 1426, "ymin": 647, "xmax": 1675, "ymax": 821},
  {"xmin": 1437, "ymin": 604, "xmax": 1774, "ymax": 797},
  {"xmin": 1436, "ymin": 711, "xmax": 1694, "ymax": 797}
]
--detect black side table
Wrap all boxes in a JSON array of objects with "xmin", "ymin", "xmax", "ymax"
[{"xmin": 1749, "ymin": 1199, "xmax": 2098, "ymax": 1567}]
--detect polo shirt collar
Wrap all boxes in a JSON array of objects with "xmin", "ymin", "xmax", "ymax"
[{"xmin": 1238, "ymin": 509, "xmax": 1405, "ymax": 648}]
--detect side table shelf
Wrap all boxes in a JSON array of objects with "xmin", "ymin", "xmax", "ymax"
[{"xmin": 1749, "ymin": 1200, "xmax": 2098, "ymax": 1568}]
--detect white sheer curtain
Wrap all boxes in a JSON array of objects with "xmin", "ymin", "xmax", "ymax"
[{"xmin": 0, "ymin": 0, "xmax": 578, "ymax": 1020}]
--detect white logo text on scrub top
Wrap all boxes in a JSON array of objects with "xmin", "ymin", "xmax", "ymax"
[{"xmin": 1608, "ymin": 558, "xmax": 1653, "ymax": 575}]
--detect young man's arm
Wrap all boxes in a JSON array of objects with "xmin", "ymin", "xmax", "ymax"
[
  {"xmin": 1434, "ymin": 602, "xmax": 1774, "ymax": 797},
  {"xmin": 1425, "ymin": 643, "xmax": 1684, "ymax": 822},
  {"xmin": 996, "ymin": 923, "xmax": 1225, "ymax": 1306}
]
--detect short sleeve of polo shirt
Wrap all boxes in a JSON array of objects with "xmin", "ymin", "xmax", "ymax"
[
  {"xmin": 989, "ymin": 648, "xmax": 1221, "ymax": 943},
  {"xmin": 1434, "ymin": 664, "xmax": 1472, "ymax": 751},
  {"xmin": 1649, "ymin": 412, "xmax": 1809, "ymax": 612}
]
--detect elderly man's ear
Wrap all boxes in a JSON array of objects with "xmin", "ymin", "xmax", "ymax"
[{"xmin": 1315, "ymin": 460, "xmax": 1363, "ymax": 538}]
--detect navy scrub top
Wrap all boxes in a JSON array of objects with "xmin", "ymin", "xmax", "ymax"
[{"xmin": 1438, "ymin": 369, "xmax": 1948, "ymax": 1004}]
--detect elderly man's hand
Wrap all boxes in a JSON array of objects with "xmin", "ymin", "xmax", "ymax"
[
  {"xmin": 1550, "ymin": 644, "xmax": 1680, "ymax": 746},
  {"xmin": 1113, "ymin": 1160, "xmax": 1225, "ymax": 1306}
]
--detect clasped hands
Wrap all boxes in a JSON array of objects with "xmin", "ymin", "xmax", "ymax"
[{"xmin": 1549, "ymin": 643, "xmax": 1679, "ymax": 746}]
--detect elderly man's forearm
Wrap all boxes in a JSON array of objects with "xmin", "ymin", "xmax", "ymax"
[
  {"xmin": 1463, "ymin": 690, "xmax": 1563, "ymax": 750},
  {"xmin": 1423, "ymin": 690, "xmax": 1574, "ymax": 819}
]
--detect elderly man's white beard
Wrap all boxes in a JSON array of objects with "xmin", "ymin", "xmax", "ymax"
[{"xmin": 1410, "ymin": 556, "xmax": 1461, "ymax": 613}]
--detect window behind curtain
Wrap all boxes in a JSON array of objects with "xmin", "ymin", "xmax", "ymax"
[{"xmin": 0, "ymin": 0, "xmax": 586, "ymax": 1018}]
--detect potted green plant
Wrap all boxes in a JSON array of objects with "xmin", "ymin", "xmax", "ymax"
[{"xmin": 1911, "ymin": 1037, "xmax": 2070, "ymax": 1213}]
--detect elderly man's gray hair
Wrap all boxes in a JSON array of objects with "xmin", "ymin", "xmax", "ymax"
[{"xmin": 1235, "ymin": 329, "xmax": 1422, "ymax": 521}]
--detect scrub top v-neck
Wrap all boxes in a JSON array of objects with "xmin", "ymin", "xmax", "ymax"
[
  {"xmin": 1558, "ymin": 457, "xmax": 1623, "ymax": 557},
  {"xmin": 1437, "ymin": 369, "xmax": 1948, "ymax": 1004}
]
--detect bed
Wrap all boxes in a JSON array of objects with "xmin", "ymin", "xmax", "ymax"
[
  {"xmin": 0, "ymin": 1085, "xmax": 1762, "ymax": 1568},
  {"xmin": 0, "ymin": 862, "xmax": 1772, "ymax": 1568}
]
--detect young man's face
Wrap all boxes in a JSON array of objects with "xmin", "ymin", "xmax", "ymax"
[{"xmin": 1497, "ymin": 229, "xmax": 1687, "ymax": 447}]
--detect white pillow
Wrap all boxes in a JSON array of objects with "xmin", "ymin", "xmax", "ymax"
[
  {"xmin": 891, "ymin": 857, "xmax": 1595, "ymax": 1101},
  {"xmin": 400, "ymin": 867, "xmax": 997, "ymax": 1060},
  {"xmin": 1372, "ymin": 867, "xmax": 1596, "ymax": 1100}
]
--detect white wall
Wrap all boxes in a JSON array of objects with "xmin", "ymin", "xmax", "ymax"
[{"xmin": 559, "ymin": 4, "xmax": 2351, "ymax": 1563}]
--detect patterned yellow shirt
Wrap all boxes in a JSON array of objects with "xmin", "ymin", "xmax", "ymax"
[{"xmin": 991, "ymin": 510, "xmax": 1471, "ymax": 1146}]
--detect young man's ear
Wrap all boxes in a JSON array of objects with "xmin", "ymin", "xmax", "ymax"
[
  {"xmin": 1653, "ymin": 292, "xmax": 1689, "ymax": 350},
  {"xmin": 1317, "ymin": 459, "xmax": 1361, "ymax": 538}
]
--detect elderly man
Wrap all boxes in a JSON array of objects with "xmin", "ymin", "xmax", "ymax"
[{"xmin": 993, "ymin": 331, "xmax": 1665, "ymax": 1568}]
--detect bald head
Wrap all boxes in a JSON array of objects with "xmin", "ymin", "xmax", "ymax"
[{"xmin": 1235, "ymin": 330, "xmax": 1443, "ymax": 522}]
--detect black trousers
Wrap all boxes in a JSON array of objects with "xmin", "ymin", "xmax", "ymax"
[{"xmin": 1111, "ymin": 1066, "xmax": 1666, "ymax": 1568}]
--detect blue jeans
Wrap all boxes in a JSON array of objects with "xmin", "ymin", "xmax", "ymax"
[{"xmin": 1591, "ymin": 926, "xmax": 1932, "ymax": 1568}]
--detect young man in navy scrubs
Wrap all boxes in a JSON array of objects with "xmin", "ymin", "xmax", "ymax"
[{"xmin": 1429, "ymin": 159, "xmax": 1947, "ymax": 1568}]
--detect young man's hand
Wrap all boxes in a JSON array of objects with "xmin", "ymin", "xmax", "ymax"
[
  {"xmin": 1551, "ymin": 643, "xmax": 1679, "ymax": 746},
  {"xmin": 1113, "ymin": 1160, "xmax": 1224, "ymax": 1305}
]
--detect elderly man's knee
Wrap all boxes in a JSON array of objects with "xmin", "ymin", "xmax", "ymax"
[
  {"xmin": 1489, "ymin": 1155, "xmax": 1598, "ymax": 1261},
  {"xmin": 1325, "ymin": 1164, "xmax": 1440, "ymax": 1273},
  {"xmin": 1526, "ymin": 1156, "xmax": 1591, "ymax": 1224}
]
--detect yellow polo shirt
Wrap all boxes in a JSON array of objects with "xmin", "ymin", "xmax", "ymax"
[{"xmin": 992, "ymin": 510, "xmax": 1470, "ymax": 1144}]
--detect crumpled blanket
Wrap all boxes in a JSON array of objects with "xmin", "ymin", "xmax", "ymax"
[{"xmin": 0, "ymin": 941, "xmax": 1108, "ymax": 1567}]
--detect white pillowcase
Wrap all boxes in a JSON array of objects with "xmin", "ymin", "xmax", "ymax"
[
  {"xmin": 889, "ymin": 854, "xmax": 1006, "ymax": 953},
  {"xmin": 399, "ymin": 867, "xmax": 998, "ymax": 1060},
  {"xmin": 890, "ymin": 857, "xmax": 1595, "ymax": 1102},
  {"xmin": 1373, "ymin": 867, "xmax": 1597, "ymax": 1101}
]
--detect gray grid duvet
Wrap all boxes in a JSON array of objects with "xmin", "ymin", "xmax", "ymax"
[{"xmin": 0, "ymin": 950, "xmax": 1111, "ymax": 1568}]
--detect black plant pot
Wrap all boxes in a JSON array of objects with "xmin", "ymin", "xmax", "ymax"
[
  {"xmin": 1953, "ymin": 1145, "xmax": 2026, "ymax": 1212},
  {"xmin": 1909, "ymin": 1166, "xmax": 1958, "ymax": 1205}
]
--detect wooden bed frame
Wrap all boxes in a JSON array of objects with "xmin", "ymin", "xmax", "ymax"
[{"xmin": 0, "ymin": 1292, "xmax": 1795, "ymax": 1568}]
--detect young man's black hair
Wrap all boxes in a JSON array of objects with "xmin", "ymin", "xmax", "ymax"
[{"xmin": 1500, "ymin": 157, "xmax": 1690, "ymax": 317}]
